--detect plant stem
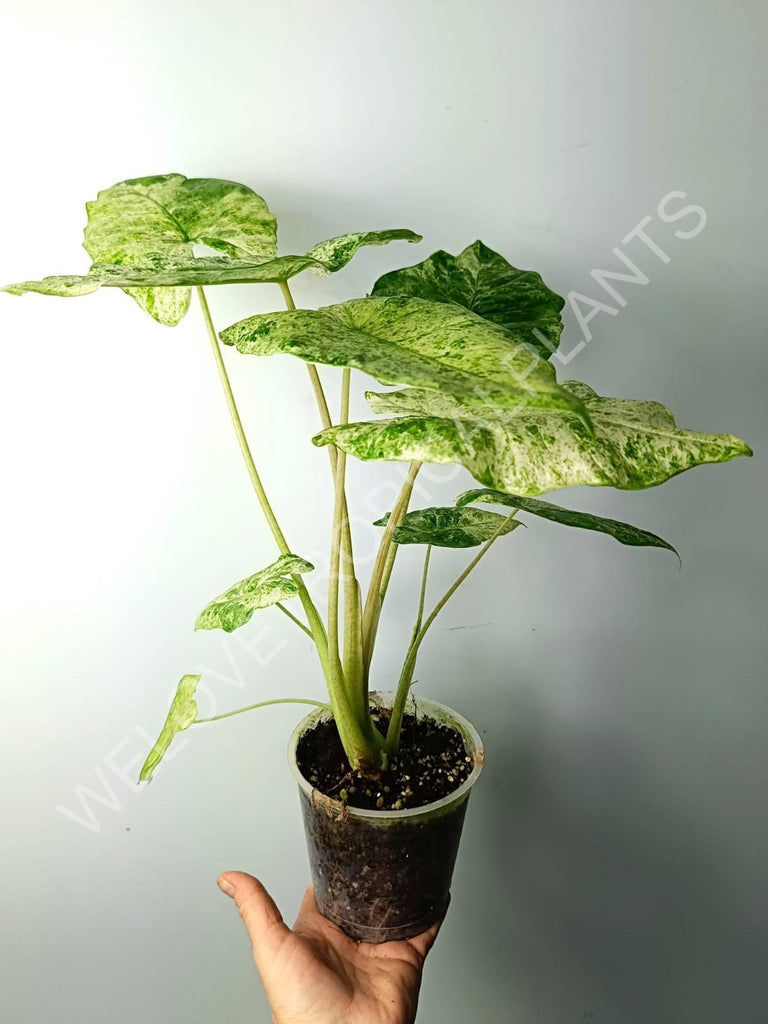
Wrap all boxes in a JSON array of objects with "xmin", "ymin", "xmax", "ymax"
[
  {"xmin": 279, "ymin": 279, "xmax": 362, "ymax": 703},
  {"xmin": 276, "ymin": 602, "xmax": 314, "ymax": 638},
  {"xmin": 277, "ymin": 281, "xmax": 383, "ymax": 771},
  {"xmin": 386, "ymin": 511, "xmax": 518, "ymax": 753},
  {"xmin": 361, "ymin": 461, "xmax": 421, "ymax": 686},
  {"xmin": 198, "ymin": 286, "xmax": 289, "ymax": 552},
  {"xmin": 279, "ymin": 283, "xmax": 332, "ymax": 438},
  {"xmin": 194, "ymin": 697, "xmax": 326, "ymax": 725},
  {"xmin": 279, "ymin": 282, "xmax": 333, "ymax": 448},
  {"xmin": 334, "ymin": 371, "xmax": 365, "ymax": 715},
  {"xmin": 327, "ymin": 368, "xmax": 351, "ymax": 675},
  {"xmin": 412, "ymin": 544, "xmax": 432, "ymax": 642},
  {"xmin": 278, "ymin": 279, "xmax": 297, "ymax": 310},
  {"xmin": 196, "ymin": 286, "xmax": 327, "ymax": 660},
  {"xmin": 278, "ymin": 282, "xmax": 353, "ymax": 544},
  {"xmin": 319, "ymin": 368, "xmax": 387, "ymax": 770},
  {"xmin": 307, "ymin": 365, "xmax": 335, "ymax": 443}
]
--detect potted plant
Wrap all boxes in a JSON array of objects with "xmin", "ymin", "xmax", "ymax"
[{"xmin": 3, "ymin": 173, "xmax": 752, "ymax": 942}]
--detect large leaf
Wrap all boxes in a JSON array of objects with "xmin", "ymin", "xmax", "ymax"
[
  {"xmin": 84, "ymin": 174, "xmax": 277, "ymax": 324},
  {"xmin": 139, "ymin": 674, "xmax": 200, "ymax": 783},
  {"xmin": 456, "ymin": 487, "xmax": 679, "ymax": 560},
  {"xmin": 313, "ymin": 381, "xmax": 752, "ymax": 497},
  {"xmin": 374, "ymin": 506, "xmax": 522, "ymax": 547},
  {"xmin": 2, "ymin": 228, "xmax": 421, "ymax": 321},
  {"xmin": 220, "ymin": 296, "xmax": 588, "ymax": 419},
  {"xmin": 84, "ymin": 174, "xmax": 277, "ymax": 262},
  {"xmin": 195, "ymin": 554, "xmax": 314, "ymax": 633},
  {"xmin": 371, "ymin": 240, "xmax": 564, "ymax": 359}
]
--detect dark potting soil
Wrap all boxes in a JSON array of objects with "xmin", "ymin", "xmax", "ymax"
[{"xmin": 296, "ymin": 705, "xmax": 474, "ymax": 811}]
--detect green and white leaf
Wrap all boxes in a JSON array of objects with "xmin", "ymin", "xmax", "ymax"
[
  {"xmin": 313, "ymin": 381, "xmax": 751, "ymax": 497},
  {"xmin": 1, "ymin": 275, "xmax": 104, "ymax": 298},
  {"xmin": 195, "ymin": 554, "xmax": 314, "ymax": 633},
  {"xmin": 301, "ymin": 229, "xmax": 422, "ymax": 272},
  {"xmin": 374, "ymin": 506, "xmax": 522, "ymax": 547},
  {"xmin": 139, "ymin": 674, "xmax": 200, "ymax": 783},
  {"xmin": 456, "ymin": 487, "xmax": 679, "ymax": 559},
  {"xmin": 372, "ymin": 240, "xmax": 564, "ymax": 359},
  {"xmin": 220, "ymin": 296, "xmax": 587, "ymax": 418},
  {"xmin": 2, "ymin": 225, "xmax": 421, "ymax": 323},
  {"xmin": 85, "ymin": 173, "xmax": 277, "ymax": 261},
  {"xmin": 84, "ymin": 174, "xmax": 277, "ymax": 324}
]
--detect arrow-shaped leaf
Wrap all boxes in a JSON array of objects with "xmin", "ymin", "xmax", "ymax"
[
  {"xmin": 2, "ymin": 171, "xmax": 420, "ymax": 325},
  {"xmin": 3, "ymin": 231, "xmax": 422, "ymax": 321},
  {"xmin": 374, "ymin": 505, "xmax": 523, "ymax": 547},
  {"xmin": 300, "ymin": 229, "xmax": 422, "ymax": 273},
  {"xmin": 220, "ymin": 296, "xmax": 588, "ymax": 419},
  {"xmin": 195, "ymin": 553, "xmax": 314, "ymax": 633},
  {"xmin": 372, "ymin": 240, "xmax": 564, "ymax": 359},
  {"xmin": 139, "ymin": 674, "xmax": 200, "ymax": 783},
  {"xmin": 85, "ymin": 173, "xmax": 276, "ymax": 324},
  {"xmin": 456, "ymin": 487, "xmax": 679, "ymax": 560},
  {"xmin": 313, "ymin": 381, "xmax": 751, "ymax": 496}
]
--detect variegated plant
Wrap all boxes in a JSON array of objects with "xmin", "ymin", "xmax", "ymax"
[{"xmin": 3, "ymin": 174, "xmax": 752, "ymax": 779}]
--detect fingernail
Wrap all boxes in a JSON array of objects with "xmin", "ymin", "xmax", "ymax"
[{"xmin": 217, "ymin": 875, "xmax": 235, "ymax": 897}]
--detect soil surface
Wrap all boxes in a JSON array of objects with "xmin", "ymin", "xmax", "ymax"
[{"xmin": 296, "ymin": 705, "xmax": 473, "ymax": 811}]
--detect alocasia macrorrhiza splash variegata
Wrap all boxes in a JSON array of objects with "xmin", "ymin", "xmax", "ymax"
[{"xmin": 2, "ymin": 174, "xmax": 752, "ymax": 777}]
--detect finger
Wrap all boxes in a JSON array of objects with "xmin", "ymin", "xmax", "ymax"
[
  {"xmin": 292, "ymin": 884, "xmax": 319, "ymax": 931},
  {"xmin": 407, "ymin": 904, "xmax": 448, "ymax": 962},
  {"xmin": 217, "ymin": 872, "xmax": 292, "ymax": 971},
  {"xmin": 293, "ymin": 885, "xmax": 354, "ymax": 945}
]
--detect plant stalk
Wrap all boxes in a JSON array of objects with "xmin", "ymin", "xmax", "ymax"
[
  {"xmin": 361, "ymin": 461, "xmax": 421, "ymax": 688},
  {"xmin": 276, "ymin": 602, "xmax": 314, "ymax": 638},
  {"xmin": 278, "ymin": 281, "xmax": 334, "ymax": 449},
  {"xmin": 278, "ymin": 282, "xmax": 353, "ymax": 546},
  {"xmin": 279, "ymin": 283, "xmax": 333, "ymax": 446},
  {"xmin": 199, "ymin": 286, "xmax": 376, "ymax": 764},
  {"xmin": 194, "ymin": 697, "xmax": 326, "ymax": 725},
  {"xmin": 199, "ymin": 286, "xmax": 289, "ymax": 552},
  {"xmin": 279, "ymin": 280, "xmax": 366, "ymax": 721},
  {"xmin": 327, "ymin": 368, "xmax": 351, "ymax": 674},
  {"xmin": 196, "ymin": 286, "xmax": 328, "ymax": 661},
  {"xmin": 323, "ymin": 368, "xmax": 385, "ymax": 769},
  {"xmin": 386, "ymin": 511, "xmax": 518, "ymax": 753},
  {"xmin": 412, "ymin": 544, "xmax": 432, "ymax": 642}
]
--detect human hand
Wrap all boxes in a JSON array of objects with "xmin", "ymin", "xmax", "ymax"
[{"xmin": 217, "ymin": 872, "xmax": 444, "ymax": 1024}]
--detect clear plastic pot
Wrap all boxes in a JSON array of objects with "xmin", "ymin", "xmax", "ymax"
[{"xmin": 288, "ymin": 691, "xmax": 484, "ymax": 943}]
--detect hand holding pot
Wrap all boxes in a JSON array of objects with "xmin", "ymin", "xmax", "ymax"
[{"xmin": 217, "ymin": 872, "xmax": 443, "ymax": 1024}]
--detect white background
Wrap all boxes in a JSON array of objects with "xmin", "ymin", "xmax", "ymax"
[{"xmin": 1, "ymin": 2, "xmax": 766, "ymax": 1022}]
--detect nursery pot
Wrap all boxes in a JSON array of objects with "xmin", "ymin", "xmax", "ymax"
[{"xmin": 288, "ymin": 692, "xmax": 484, "ymax": 943}]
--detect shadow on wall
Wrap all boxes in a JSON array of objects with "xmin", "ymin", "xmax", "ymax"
[{"xmin": 462, "ymin": 684, "xmax": 765, "ymax": 1024}]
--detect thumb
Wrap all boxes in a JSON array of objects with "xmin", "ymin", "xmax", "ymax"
[{"xmin": 217, "ymin": 872, "xmax": 292, "ymax": 972}]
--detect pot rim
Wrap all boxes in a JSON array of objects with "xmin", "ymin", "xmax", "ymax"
[{"xmin": 287, "ymin": 690, "xmax": 484, "ymax": 822}]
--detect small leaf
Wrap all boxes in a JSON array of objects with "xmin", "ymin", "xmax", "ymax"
[
  {"xmin": 374, "ymin": 506, "xmax": 522, "ymax": 547},
  {"xmin": 195, "ymin": 553, "xmax": 314, "ymax": 633},
  {"xmin": 221, "ymin": 296, "xmax": 587, "ymax": 419},
  {"xmin": 1, "ymin": 275, "xmax": 103, "ymax": 297},
  {"xmin": 313, "ymin": 383, "xmax": 751, "ymax": 497},
  {"xmin": 302, "ymin": 229, "xmax": 422, "ymax": 273},
  {"xmin": 372, "ymin": 240, "xmax": 564, "ymax": 359},
  {"xmin": 456, "ymin": 488, "xmax": 679, "ymax": 560},
  {"xmin": 2, "ymin": 228, "xmax": 421, "ymax": 320},
  {"xmin": 139, "ymin": 674, "xmax": 200, "ymax": 783}
]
